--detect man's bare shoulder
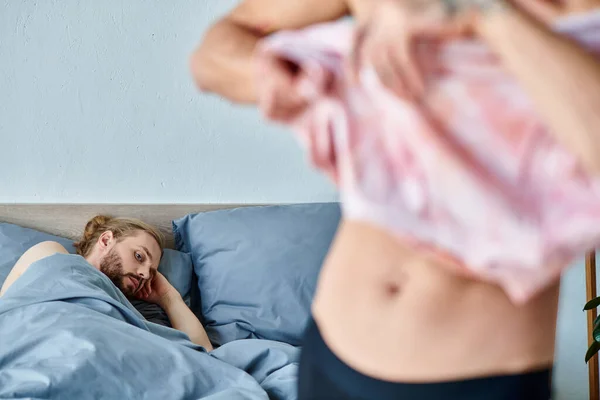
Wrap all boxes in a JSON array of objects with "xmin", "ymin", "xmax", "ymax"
[
  {"xmin": 13, "ymin": 241, "xmax": 70, "ymax": 272},
  {"xmin": 25, "ymin": 241, "xmax": 70, "ymax": 257},
  {"xmin": 0, "ymin": 241, "xmax": 69, "ymax": 296}
]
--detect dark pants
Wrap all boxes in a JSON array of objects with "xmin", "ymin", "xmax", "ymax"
[{"xmin": 298, "ymin": 318, "xmax": 552, "ymax": 400}]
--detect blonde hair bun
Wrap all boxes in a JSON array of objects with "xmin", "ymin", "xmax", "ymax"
[
  {"xmin": 74, "ymin": 215, "xmax": 163, "ymax": 258},
  {"xmin": 83, "ymin": 215, "xmax": 113, "ymax": 240}
]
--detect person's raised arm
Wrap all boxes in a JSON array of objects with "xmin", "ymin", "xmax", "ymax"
[
  {"xmin": 477, "ymin": 2, "xmax": 600, "ymax": 174},
  {"xmin": 190, "ymin": 0, "xmax": 350, "ymax": 103},
  {"xmin": 159, "ymin": 291, "xmax": 213, "ymax": 351}
]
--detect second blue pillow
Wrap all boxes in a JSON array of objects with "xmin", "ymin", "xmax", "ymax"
[{"xmin": 173, "ymin": 203, "xmax": 341, "ymax": 346}]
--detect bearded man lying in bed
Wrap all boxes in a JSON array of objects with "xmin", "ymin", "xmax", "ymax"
[{"xmin": 0, "ymin": 215, "xmax": 213, "ymax": 351}]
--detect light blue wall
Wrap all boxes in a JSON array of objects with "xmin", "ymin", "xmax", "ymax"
[
  {"xmin": 555, "ymin": 259, "xmax": 589, "ymax": 400},
  {"xmin": 0, "ymin": 0, "xmax": 337, "ymax": 203},
  {"xmin": 0, "ymin": 1, "xmax": 590, "ymax": 398}
]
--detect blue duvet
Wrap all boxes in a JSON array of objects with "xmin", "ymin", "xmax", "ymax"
[{"xmin": 0, "ymin": 254, "xmax": 299, "ymax": 399}]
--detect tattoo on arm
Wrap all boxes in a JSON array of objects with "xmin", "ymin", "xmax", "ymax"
[{"xmin": 442, "ymin": 0, "xmax": 509, "ymax": 16}]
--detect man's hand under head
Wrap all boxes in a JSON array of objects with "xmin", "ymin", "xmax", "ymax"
[
  {"xmin": 135, "ymin": 271, "xmax": 178, "ymax": 307},
  {"xmin": 136, "ymin": 271, "xmax": 214, "ymax": 351}
]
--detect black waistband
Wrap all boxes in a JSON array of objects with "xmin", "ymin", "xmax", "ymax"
[{"xmin": 300, "ymin": 318, "xmax": 553, "ymax": 400}]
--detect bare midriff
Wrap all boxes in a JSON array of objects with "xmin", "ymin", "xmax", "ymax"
[{"xmin": 312, "ymin": 220, "xmax": 559, "ymax": 382}]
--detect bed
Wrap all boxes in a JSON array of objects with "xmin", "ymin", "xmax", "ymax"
[{"xmin": 0, "ymin": 203, "xmax": 341, "ymax": 400}]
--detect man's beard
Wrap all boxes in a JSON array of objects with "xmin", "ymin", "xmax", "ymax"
[{"xmin": 99, "ymin": 249, "xmax": 138, "ymax": 297}]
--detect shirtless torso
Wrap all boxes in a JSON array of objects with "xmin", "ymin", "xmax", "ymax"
[
  {"xmin": 313, "ymin": 220, "xmax": 558, "ymax": 382},
  {"xmin": 190, "ymin": 0, "xmax": 593, "ymax": 384}
]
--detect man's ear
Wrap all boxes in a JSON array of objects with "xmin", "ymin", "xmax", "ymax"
[{"xmin": 97, "ymin": 230, "xmax": 115, "ymax": 251}]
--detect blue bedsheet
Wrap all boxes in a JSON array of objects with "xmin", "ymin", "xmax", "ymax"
[{"xmin": 0, "ymin": 254, "xmax": 299, "ymax": 399}]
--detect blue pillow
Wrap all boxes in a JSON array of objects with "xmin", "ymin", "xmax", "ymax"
[
  {"xmin": 157, "ymin": 249, "xmax": 193, "ymax": 301},
  {"xmin": 0, "ymin": 223, "xmax": 192, "ymax": 300},
  {"xmin": 173, "ymin": 203, "xmax": 341, "ymax": 346}
]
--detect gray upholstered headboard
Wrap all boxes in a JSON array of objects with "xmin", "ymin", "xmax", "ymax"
[{"xmin": 0, "ymin": 204, "xmax": 258, "ymax": 249}]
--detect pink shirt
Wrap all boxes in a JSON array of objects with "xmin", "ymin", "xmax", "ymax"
[{"xmin": 256, "ymin": 11, "xmax": 600, "ymax": 303}]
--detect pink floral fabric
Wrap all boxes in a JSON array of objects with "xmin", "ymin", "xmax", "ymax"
[{"xmin": 256, "ymin": 11, "xmax": 600, "ymax": 303}]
